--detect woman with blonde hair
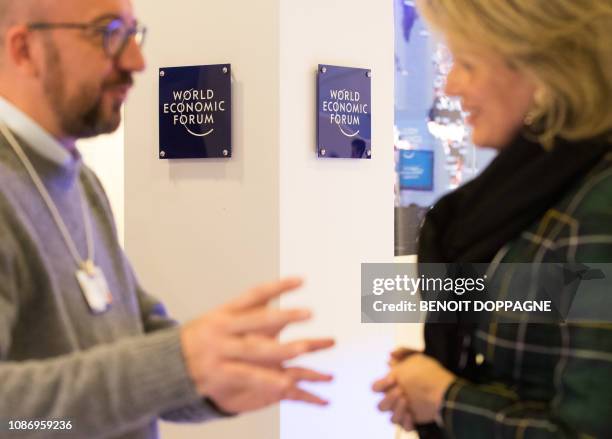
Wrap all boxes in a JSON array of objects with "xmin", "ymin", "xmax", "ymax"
[{"xmin": 374, "ymin": 0, "xmax": 612, "ymax": 437}]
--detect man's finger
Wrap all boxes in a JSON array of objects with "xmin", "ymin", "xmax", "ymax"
[
  {"xmin": 223, "ymin": 361, "xmax": 291, "ymax": 389},
  {"xmin": 285, "ymin": 386, "xmax": 329, "ymax": 406},
  {"xmin": 224, "ymin": 337, "xmax": 335, "ymax": 364},
  {"xmin": 372, "ymin": 374, "xmax": 396, "ymax": 392},
  {"xmin": 223, "ymin": 277, "xmax": 303, "ymax": 312},
  {"xmin": 285, "ymin": 367, "xmax": 334, "ymax": 382},
  {"xmin": 205, "ymin": 361, "xmax": 294, "ymax": 413},
  {"xmin": 228, "ymin": 308, "xmax": 312, "ymax": 335},
  {"xmin": 282, "ymin": 338, "xmax": 336, "ymax": 359}
]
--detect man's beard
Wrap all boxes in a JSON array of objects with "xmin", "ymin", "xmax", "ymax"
[{"xmin": 41, "ymin": 39, "xmax": 132, "ymax": 139}]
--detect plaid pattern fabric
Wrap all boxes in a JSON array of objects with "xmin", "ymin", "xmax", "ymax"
[{"xmin": 440, "ymin": 151, "xmax": 612, "ymax": 439}]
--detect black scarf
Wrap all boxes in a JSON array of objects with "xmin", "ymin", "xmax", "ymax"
[
  {"xmin": 419, "ymin": 134, "xmax": 612, "ymax": 264},
  {"xmin": 415, "ymin": 133, "xmax": 611, "ymax": 438}
]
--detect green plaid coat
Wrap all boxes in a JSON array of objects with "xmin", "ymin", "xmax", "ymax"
[{"xmin": 440, "ymin": 151, "xmax": 612, "ymax": 439}]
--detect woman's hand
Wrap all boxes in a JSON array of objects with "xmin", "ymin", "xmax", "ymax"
[
  {"xmin": 372, "ymin": 375, "xmax": 415, "ymax": 432},
  {"xmin": 392, "ymin": 354, "xmax": 456, "ymax": 424},
  {"xmin": 373, "ymin": 352, "xmax": 456, "ymax": 428}
]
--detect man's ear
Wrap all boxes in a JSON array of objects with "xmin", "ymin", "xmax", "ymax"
[{"xmin": 4, "ymin": 25, "xmax": 42, "ymax": 77}]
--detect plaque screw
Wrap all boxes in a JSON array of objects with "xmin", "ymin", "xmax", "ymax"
[
  {"xmin": 366, "ymin": 149, "xmax": 372, "ymax": 157},
  {"xmin": 160, "ymin": 150, "xmax": 166, "ymax": 158},
  {"xmin": 320, "ymin": 66, "xmax": 327, "ymax": 74},
  {"xmin": 222, "ymin": 66, "xmax": 228, "ymax": 74},
  {"xmin": 320, "ymin": 148, "xmax": 327, "ymax": 156},
  {"xmin": 222, "ymin": 149, "xmax": 229, "ymax": 157},
  {"xmin": 160, "ymin": 70, "xmax": 165, "ymax": 77},
  {"xmin": 366, "ymin": 70, "xmax": 372, "ymax": 78}
]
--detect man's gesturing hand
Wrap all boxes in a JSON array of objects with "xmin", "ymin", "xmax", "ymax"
[{"xmin": 180, "ymin": 277, "xmax": 335, "ymax": 414}]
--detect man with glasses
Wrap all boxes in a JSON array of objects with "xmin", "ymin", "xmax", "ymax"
[{"xmin": 0, "ymin": 1, "xmax": 334, "ymax": 438}]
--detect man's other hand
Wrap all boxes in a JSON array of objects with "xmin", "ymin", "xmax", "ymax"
[{"xmin": 180, "ymin": 277, "xmax": 335, "ymax": 413}]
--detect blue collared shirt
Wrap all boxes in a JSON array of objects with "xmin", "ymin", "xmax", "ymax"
[{"xmin": 0, "ymin": 96, "xmax": 73, "ymax": 167}]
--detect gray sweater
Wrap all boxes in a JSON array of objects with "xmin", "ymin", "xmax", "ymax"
[{"xmin": 0, "ymin": 133, "xmax": 222, "ymax": 438}]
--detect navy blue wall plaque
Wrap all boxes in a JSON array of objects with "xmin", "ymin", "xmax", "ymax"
[
  {"xmin": 317, "ymin": 64, "xmax": 372, "ymax": 159},
  {"xmin": 398, "ymin": 150, "xmax": 434, "ymax": 191},
  {"xmin": 159, "ymin": 64, "xmax": 232, "ymax": 159}
]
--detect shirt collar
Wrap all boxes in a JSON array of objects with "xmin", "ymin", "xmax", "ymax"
[{"xmin": 0, "ymin": 96, "xmax": 74, "ymax": 167}]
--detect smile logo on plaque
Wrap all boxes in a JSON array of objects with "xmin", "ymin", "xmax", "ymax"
[{"xmin": 159, "ymin": 64, "xmax": 232, "ymax": 159}]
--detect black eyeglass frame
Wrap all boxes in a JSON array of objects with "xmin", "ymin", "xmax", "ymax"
[{"xmin": 27, "ymin": 18, "xmax": 147, "ymax": 58}]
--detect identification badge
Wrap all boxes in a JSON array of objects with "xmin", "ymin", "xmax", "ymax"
[{"xmin": 76, "ymin": 266, "xmax": 113, "ymax": 314}]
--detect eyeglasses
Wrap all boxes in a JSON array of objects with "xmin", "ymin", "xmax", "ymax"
[{"xmin": 27, "ymin": 17, "xmax": 147, "ymax": 58}]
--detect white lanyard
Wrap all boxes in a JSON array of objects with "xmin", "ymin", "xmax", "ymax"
[{"xmin": 0, "ymin": 122, "xmax": 96, "ymax": 275}]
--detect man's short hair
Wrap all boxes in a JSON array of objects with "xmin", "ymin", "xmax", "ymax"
[{"xmin": 0, "ymin": 1, "xmax": 41, "ymax": 43}]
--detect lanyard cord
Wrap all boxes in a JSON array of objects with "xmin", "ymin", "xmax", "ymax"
[{"xmin": 0, "ymin": 122, "xmax": 95, "ymax": 273}]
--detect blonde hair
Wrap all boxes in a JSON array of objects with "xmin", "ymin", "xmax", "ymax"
[{"xmin": 416, "ymin": 0, "xmax": 612, "ymax": 147}]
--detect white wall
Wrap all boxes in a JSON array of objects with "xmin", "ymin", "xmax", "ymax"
[
  {"xmin": 278, "ymin": 0, "xmax": 396, "ymax": 438},
  {"xmin": 77, "ymin": 123, "xmax": 125, "ymax": 246},
  {"xmin": 124, "ymin": 0, "xmax": 397, "ymax": 438}
]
